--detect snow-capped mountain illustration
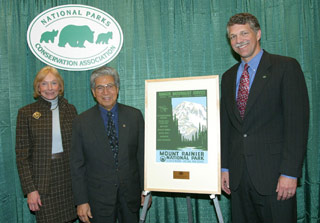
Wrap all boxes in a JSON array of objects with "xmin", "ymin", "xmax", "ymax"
[{"xmin": 172, "ymin": 101, "xmax": 207, "ymax": 140}]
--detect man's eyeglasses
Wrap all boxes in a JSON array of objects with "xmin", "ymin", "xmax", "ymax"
[{"xmin": 95, "ymin": 83, "xmax": 117, "ymax": 92}]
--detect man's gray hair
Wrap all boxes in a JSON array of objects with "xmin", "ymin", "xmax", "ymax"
[
  {"xmin": 227, "ymin": 13, "xmax": 261, "ymax": 34},
  {"xmin": 90, "ymin": 66, "xmax": 120, "ymax": 89}
]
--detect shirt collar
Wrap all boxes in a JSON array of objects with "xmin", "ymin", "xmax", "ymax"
[
  {"xmin": 99, "ymin": 103, "xmax": 118, "ymax": 115},
  {"xmin": 241, "ymin": 49, "xmax": 264, "ymax": 72}
]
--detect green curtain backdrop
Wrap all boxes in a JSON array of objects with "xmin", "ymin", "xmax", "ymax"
[{"xmin": 0, "ymin": 0, "xmax": 319, "ymax": 222}]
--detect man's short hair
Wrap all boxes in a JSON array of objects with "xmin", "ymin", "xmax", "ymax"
[
  {"xmin": 227, "ymin": 13, "xmax": 261, "ymax": 34},
  {"xmin": 90, "ymin": 66, "xmax": 120, "ymax": 89}
]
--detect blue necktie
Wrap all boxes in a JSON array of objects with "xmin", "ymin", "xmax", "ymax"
[{"xmin": 107, "ymin": 111, "xmax": 119, "ymax": 166}]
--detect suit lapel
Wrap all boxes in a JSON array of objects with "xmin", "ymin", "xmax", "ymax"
[
  {"xmin": 90, "ymin": 105, "xmax": 110, "ymax": 152},
  {"xmin": 244, "ymin": 52, "xmax": 272, "ymax": 116},
  {"xmin": 118, "ymin": 104, "xmax": 129, "ymax": 159},
  {"xmin": 226, "ymin": 64, "xmax": 243, "ymax": 121}
]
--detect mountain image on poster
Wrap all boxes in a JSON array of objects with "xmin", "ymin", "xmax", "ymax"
[{"xmin": 156, "ymin": 90, "xmax": 208, "ymax": 163}]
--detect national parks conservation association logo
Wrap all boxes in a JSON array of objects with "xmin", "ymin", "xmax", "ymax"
[{"xmin": 27, "ymin": 4, "xmax": 123, "ymax": 71}]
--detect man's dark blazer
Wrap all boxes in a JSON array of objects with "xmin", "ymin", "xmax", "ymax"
[
  {"xmin": 221, "ymin": 50, "xmax": 309, "ymax": 195},
  {"xmin": 70, "ymin": 103, "xmax": 144, "ymax": 215}
]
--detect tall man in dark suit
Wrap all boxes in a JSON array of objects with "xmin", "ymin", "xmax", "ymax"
[
  {"xmin": 220, "ymin": 13, "xmax": 309, "ymax": 222},
  {"xmin": 70, "ymin": 66, "xmax": 146, "ymax": 223}
]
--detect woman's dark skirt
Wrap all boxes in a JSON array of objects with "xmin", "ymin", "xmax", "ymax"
[{"xmin": 35, "ymin": 154, "xmax": 77, "ymax": 223}]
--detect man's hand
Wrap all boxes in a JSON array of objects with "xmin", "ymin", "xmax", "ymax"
[
  {"xmin": 77, "ymin": 203, "xmax": 93, "ymax": 223},
  {"xmin": 276, "ymin": 175, "xmax": 297, "ymax": 200},
  {"xmin": 27, "ymin": 191, "xmax": 42, "ymax": 211},
  {"xmin": 221, "ymin": 171, "xmax": 231, "ymax": 195},
  {"xmin": 141, "ymin": 192, "xmax": 152, "ymax": 208}
]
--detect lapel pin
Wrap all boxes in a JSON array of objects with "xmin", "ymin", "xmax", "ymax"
[
  {"xmin": 123, "ymin": 124, "xmax": 126, "ymax": 128},
  {"xmin": 32, "ymin": 112, "xmax": 41, "ymax": 119},
  {"xmin": 262, "ymin": 75, "xmax": 267, "ymax": 79}
]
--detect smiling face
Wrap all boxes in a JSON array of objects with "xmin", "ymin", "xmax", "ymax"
[
  {"xmin": 92, "ymin": 75, "xmax": 119, "ymax": 111},
  {"xmin": 228, "ymin": 23, "xmax": 261, "ymax": 63},
  {"xmin": 38, "ymin": 73, "xmax": 61, "ymax": 100}
]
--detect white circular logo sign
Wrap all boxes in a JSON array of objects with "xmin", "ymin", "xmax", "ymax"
[{"xmin": 27, "ymin": 4, "xmax": 123, "ymax": 71}]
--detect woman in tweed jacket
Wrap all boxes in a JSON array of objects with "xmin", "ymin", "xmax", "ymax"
[{"xmin": 16, "ymin": 66, "xmax": 77, "ymax": 223}]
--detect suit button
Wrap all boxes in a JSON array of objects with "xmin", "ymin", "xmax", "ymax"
[
  {"xmin": 114, "ymin": 184, "xmax": 118, "ymax": 187},
  {"xmin": 243, "ymin": 134, "xmax": 247, "ymax": 137}
]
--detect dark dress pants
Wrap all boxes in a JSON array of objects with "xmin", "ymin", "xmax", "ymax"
[
  {"xmin": 230, "ymin": 161, "xmax": 297, "ymax": 223},
  {"xmin": 91, "ymin": 187, "xmax": 139, "ymax": 223}
]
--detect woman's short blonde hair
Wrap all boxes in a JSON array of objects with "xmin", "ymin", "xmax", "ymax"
[{"xmin": 33, "ymin": 66, "xmax": 64, "ymax": 98}]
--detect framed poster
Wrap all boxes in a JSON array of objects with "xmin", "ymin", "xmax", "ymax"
[{"xmin": 144, "ymin": 75, "xmax": 221, "ymax": 194}]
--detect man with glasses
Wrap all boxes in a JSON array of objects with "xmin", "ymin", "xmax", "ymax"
[{"xmin": 70, "ymin": 66, "xmax": 147, "ymax": 223}]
